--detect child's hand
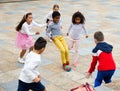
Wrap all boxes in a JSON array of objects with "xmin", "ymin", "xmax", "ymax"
[
  {"xmin": 38, "ymin": 75, "xmax": 41, "ymax": 78},
  {"xmin": 86, "ymin": 35, "xmax": 88, "ymax": 38},
  {"xmin": 33, "ymin": 77, "xmax": 41, "ymax": 83},
  {"xmin": 86, "ymin": 72, "xmax": 91, "ymax": 79},
  {"xmin": 50, "ymin": 37, "xmax": 54, "ymax": 41},
  {"xmin": 66, "ymin": 33, "xmax": 69, "ymax": 36},
  {"xmin": 35, "ymin": 32, "xmax": 40, "ymax": 35}
]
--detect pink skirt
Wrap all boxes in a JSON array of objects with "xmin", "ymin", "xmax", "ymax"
[{"xmin": 15, "ymin": 32, "xmax": 34, "ymax": 50}]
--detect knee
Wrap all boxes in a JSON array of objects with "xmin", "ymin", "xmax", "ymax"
[{"xmin": 60, "ymin": 49, "xmax": 65, "ymax": 53}]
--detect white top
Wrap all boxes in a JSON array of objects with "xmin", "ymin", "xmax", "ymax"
[
  {"xmin": 19, "ymin": 51, "xmax": 41, "ymax": 83},
  {"xmin": 44, "ymin": 11, "xmax": 53, "ymax": 22},
  {"xmin": 67, "ymin": 23, "xmax": 87, "ymax": 40},
  {"xmin": 44, "ymin": 11, "xmax": 62, "ymax": 23},
  {"xmin": 20, "ymin": 21, "xmax": 47, "ymax": 35}
]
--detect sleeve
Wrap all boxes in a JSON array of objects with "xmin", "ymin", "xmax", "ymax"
[
  {"xmin": 23, "ymin": 61, "xmax": 39, "ymax": 80},
  {"xmin": 88, "ymin": 56, "xmax": 98, "ymax": 73},
  {"xmin": 32, "ymin": 21, "xmax": 47, "ymax": 27},
  {"xmin": 46, "ymin": 24, "xmax": 52, "ymax": 38},
  {"xmin": 67, "ymin": 24, "xmax": 72, "ymax": 34},
  {"xmin": 22, "ymin": 24, "xmax": 35, "ymax": 36},
  {"xmin": 82, "ymin": 25, "xmax": 87, "ymax": 35}
]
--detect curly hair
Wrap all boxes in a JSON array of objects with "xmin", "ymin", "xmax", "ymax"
[{"xmin": 72, "ymin": 11, "xmax": 85, "ymax": 24}]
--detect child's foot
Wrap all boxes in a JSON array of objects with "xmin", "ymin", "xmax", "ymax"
[
  {"xmin": 18, "ymin": 58, "xmax": 25, "ymax": 64},
  {"xmin": 73, "ymin": 61, "xmax": 78, "ymax": 67},
  {"xmin": 63, "ymin": 65, "xmax": 72, "ymax": 72}
]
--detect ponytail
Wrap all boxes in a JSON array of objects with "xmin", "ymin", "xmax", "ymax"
[{"xmin": 16, "ymin": 12, "xmax": 32, "ymax": 31}]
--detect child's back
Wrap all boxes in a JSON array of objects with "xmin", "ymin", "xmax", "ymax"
[
  {"xmin": 17, "ymin": 37, "xmax": 47, "ymax": 91},
  {"xmin": 89, "ymin": 42, "xmax": 116, "ymax": 73},
  {"xmin": 87, "ymin": 31, "xmax": 116, "ymax": 88}
]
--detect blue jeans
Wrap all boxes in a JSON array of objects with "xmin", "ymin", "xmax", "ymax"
[
  {"xmin": 94, "ymin": 70, "xmax": 115, "ymax": 87},
  {"xmin": 17, "ymin": 80, "xmax": 45, "ymax": 91}
]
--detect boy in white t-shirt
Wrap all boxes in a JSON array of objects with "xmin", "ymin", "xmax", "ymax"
[{"xmin": 17, "ymin": 37, "xmax": 47, "ymax": 91}]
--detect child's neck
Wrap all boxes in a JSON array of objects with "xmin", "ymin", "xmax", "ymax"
[
  {"xmin": 96, "ymin": 41, "xmax": 104, "ymax": 44},
  {"xmin": 33, "ymin": 49, "xmax": 42, "ymax": 54}
]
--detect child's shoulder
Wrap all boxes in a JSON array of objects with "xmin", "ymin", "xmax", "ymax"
[
  {"xmin": 48, "ymin": 22, "xmax": 54, "ymax": 26},
  {"xmin": 92, "ymin": 42, "xmax": 113, "ymax": 53}
]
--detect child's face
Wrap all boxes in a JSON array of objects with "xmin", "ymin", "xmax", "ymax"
[
  {"xmin": 53, "ymin": 16, "xmax": 60, "ymax": 23},
  {"xmin": 39, "ymin": 48, "xmax": 45, "ymax": 54},
  {"xmin": 26, "ymin": 15, "xmax": 33, "ymax": 24},
  {"xmin": 75, "ymin": 17, "xmax": 81, "ymax": 24},
  {"xmin": 53, "ymin": 7, "xmax": 59, "ymax": 11}
]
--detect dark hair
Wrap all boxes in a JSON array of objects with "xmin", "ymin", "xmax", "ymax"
[
  {"xmin": 94, "ymin": 31, "xmax": 104, "ymax": 41},
  {"xmin": 52, "ymin": 11, "xmax": 60, "ymax": 18},
  {"xmin": 34, "ymin": 37, "xmax": 47, "ymax": 50},
  {"xmin": 16, "ymin": 12, "xmax": 32, "ymax": 31},
  {"xmin": 72, "ymin": 11, "xmax": 85, "ymax": 24},
  {"xmin": 53, "ymin": 4, "xmax": 59, "ymax": 9}
]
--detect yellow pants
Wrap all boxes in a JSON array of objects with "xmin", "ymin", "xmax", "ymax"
[{"xmin": 53, "ymin": 35, "xmax": 70, "ymax": 64}]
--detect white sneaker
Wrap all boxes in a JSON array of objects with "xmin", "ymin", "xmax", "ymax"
[
  {"xmin": 18, "ymin": 58, "xmax": 25, "ymax": 64},
  {"xmin": 49, "ymin": 39, "xmax": 52, "ymax": 43}
]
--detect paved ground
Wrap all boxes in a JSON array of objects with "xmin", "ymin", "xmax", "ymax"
[{"xmin": 0, "ymin": 0, "xmax": 120, "ymax": 91}]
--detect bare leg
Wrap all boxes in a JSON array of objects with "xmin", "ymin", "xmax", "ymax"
[
  {"xmin": 29, "ymin": 46, "xmax": 33, "ymax": 52},
  {"xmin": 20, "ymin": 49, "xmax": 26, "ymax": 58}
]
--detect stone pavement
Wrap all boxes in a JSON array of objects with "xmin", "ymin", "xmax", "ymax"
[{"xmin": 0, "ymin": 0, "xmax": 120, "ymax": 91}]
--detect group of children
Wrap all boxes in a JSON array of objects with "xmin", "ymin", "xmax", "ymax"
[{"xmin": 15, "ymin": 4, "xmax": 116, "ymax": 91}]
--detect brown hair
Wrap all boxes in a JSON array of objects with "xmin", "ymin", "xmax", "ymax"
[
  {"xmin": 16, "ymin": 12, "xmax": 32, "ymax": 31},
  {"xmin": 94, "ymin": 31, "xmax": 104, "ymax": 41},
  {"xmin": 53, "ymin": 4, "xmax": 59, "ymax": 9}
]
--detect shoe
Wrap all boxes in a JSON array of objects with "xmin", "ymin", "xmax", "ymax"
[
  {"xmin": 63, "ymin": 65, "xmax": 72, "ymax": 72},
  {"xmin": 18, "ymin": 58, "xmax": 25, "ymax": 64},
  {"xmin": 49, "ymin": 39, "xmax": 52, "ymax": 43},
  {"xmin": 73, "ymin": 61, "xmax": 78, "ymax": 67}
]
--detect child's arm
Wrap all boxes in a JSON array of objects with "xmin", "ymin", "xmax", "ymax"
[
  {"xmin": 23, "ymin": 61, "xmax": 40, "ymax": 82},
  {"xmin": 22, "ymin": 24, "xmax": 39, "ymax": 35},
  {"xmin": 32, "ymin": 21, "xmax": 47, "ymax": 28},
  {"xmin": 86, "ymin": 55, "xmax": 98, "ymax": 78},
  {"xmin": 46, "ymin": 25, "xmax": 53, "ymax": 39},
  {"xmin": 88, "ymin": 56, "xmax": 98, "ymax": 73},
  {"xmin": 67, "ymin": 24, "xmax": 72, "ymax": 36},
  {"xmin": 44, "ymin": 11, "xmax": 52, "ymax": 23},
  {"xmin": 82, "ymin": 25, "xmax": 88, "ymax": 38}
]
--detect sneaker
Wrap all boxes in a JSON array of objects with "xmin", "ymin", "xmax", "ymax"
[
  {"xmin": 49, "ymin": 39, "xmax": 52, "ymax": 43},
  {"xmin": 63, "ymin": 65, "xmax": 72, "ymax": 72},
  {"xmin": 73, "ymin": 61, "xmax": 78, "ymax": 67},
  {"xmin": 18, "ymin": 58, "xmax": 25, "ymax": 64}
]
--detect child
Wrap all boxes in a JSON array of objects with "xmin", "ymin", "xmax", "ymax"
[
  {"xmin": 15, "ymin": 12, "xmax": 46, "ymax": 63},
  {"xmin": 17, "ymin": 37, "xmax": 47, "ymax": 91},
  {"xmin": 86, "ymin": 31, "xmax": 116, "ymax": 87},
  {"xmin": 67, "ymin": 11, "xmax": 88, "ymax": 67},
  {"xmin": 44, "ymin": 4, "xmax": 60, "ymax": 24},
  {"xmin": 44, "ymin": 4, "xmax": 61, "ymax": 42},
  {"xmin": 46, "ymin": 11, "xmax": 71, "ymax": 72}
]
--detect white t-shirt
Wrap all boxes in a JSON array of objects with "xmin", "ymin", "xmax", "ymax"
[
  {"xmin": 20, "ymin": 21, "xmax": 46, "ymax": 35},
  {"xmin": 67, "ymin": 23, "xmax": 87, "ymax": 40},
  {"xmin": 19, "ymin": 51, "xmax": 41, "ymax": 83},
  {"xmin": 44, "ymin": 10, "xmax": 61, "ymax": 23}
]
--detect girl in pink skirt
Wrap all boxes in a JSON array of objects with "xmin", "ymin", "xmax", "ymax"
[{"xmin": 15, "ymin": 12, "xmax": 46, "ymax": 63}]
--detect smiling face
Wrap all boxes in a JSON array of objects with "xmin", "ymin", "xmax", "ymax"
[
  {"xmin": 75, "ymin": 17, "xmax": 81, "ymax": 24},
  {"xmin": 26, "ymin": 14, "xmax": 33, "ymax": 24},
  {"xmin": 53, "ymin": 16, "xmax": 60, "ymax": 23}
]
